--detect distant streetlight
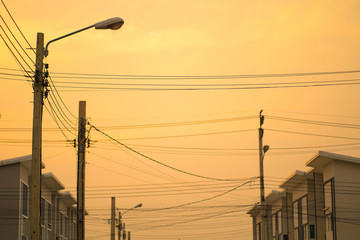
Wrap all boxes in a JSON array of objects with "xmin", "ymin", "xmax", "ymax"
[
  {"xmin": 30, "ymin": 17, "xmax": 124, "ymax": 240},
  {"xmin": 118, "ymin": 203, "xmax": 142, "ymax": 240},
  {"xmin": 123, "ymin": 203, "xmax": 143, "ymax": 215}
]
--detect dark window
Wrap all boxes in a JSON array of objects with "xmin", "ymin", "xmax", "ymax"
[
  {"xmin": 47, "ymin": 202, "xmax": 52, "ymax": 229},
  {"xmin": 21, "ymin": 183, "xmax": 28, "ymax": 217},
  {"xmin": 41, "ymin": 198, "xmax": 45, "ymax": 226}
]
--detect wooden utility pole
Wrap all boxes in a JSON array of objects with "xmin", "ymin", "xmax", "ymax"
[
  {"xmin": 77, "ymin": 101, "xmax": 86, "ymax": 240},
  {"xmin": 30, "ymin": 32, "xmax": 44, "ymax": 240},
  {"xmin": 111, "ymin": 197, "xmax": 116, "ymax": 240}
]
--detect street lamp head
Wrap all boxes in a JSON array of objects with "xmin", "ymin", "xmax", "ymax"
[
  {"xmin": 263, "ymin": 145, "xmax": 270, "ymax": 154},
  {"xmin": 135, "ymin": 203, "xmax": 143, "ymax": 208},
  {"xmin": 95, "ymin": 17, "xmax": 124, "ymax": 30}
]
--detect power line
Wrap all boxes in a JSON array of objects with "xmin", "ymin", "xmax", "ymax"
[
  {"xmin": 35, "ymin": 77, "xmax": 360, "ymax": 86},
  {"xmin": 93, "ymin": 115, "xmax": 256, "ymax": 130},
  {"xmin": 89, "ymin": 124, "xmax": 254, "ymax": 182},
  {"xmin": 48, "ymin": 73, "xmax": 77, "ymax": 119},
  {"xmin": 48, "ymin": 69, "xmax": 360, "ymax": 79},
  {"xmin": 267, "ymin": 115, "xmax": 360, "ymax": 129},
  {"xmin": 0, "ymin": 15, "xmax": 34, "ymax": 65},
  {"xmin": 267, "ymin": 128, "xmax": 360, "ymax": 141},
  {"xmin": 141, "ymin": 181, "xmax": 254, "ymax": 212},
  {"xmin": 0, "ymin": 0, "xmax": 35, "ymax": 54},
  {"xmin": 0, "ymin": 33, "xmax": 32, "ymax": 80},
  {"xmin": 49, "ymin": 80, "xmax": 360, "ymax": 91}
]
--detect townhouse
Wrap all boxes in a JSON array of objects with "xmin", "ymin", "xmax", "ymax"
[
  {"xmin": 0, "ymin": 155, "xmax": 77, "ymax": 240},
  {"xmin": 248, "ymin": 151, "xmax": 360, "ymax": 240}
]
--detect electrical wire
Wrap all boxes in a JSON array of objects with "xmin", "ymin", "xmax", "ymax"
[
  {"xmin": 267, "ymin": 128, "xmax": 360, "ymax": 141},
  {"xmin": 49, "ymin": 80, "xmax": 360, "ymax": 91},
  {"xmin": 48, "ymin": 69, "xmax": 360, "ymax": 79},
  {"xmin": 267, "ymin": 115, "xmax": 360, "ymax": 129},
  {"xmin": 89, "ymin": 123, "xmax": 256, "ymax": 182},
  {"xmin": 0, "ymin": 0, "xmax": 35, "ymax": 54},
  {"xmin": 0, "ymin": 16, "xmax": 34, "ymax": 66}
]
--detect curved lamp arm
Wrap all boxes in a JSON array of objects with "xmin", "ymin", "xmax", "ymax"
[
  {"xmin": 44, "ymin": 17, "xmax": 124, "ymax": 57},
  {"xmin": 122, "ymin": 203, "xmax": 143, "ymax": 215}
]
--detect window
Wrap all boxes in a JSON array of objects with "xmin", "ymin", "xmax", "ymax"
[
  {"xmin": 257, "ymin": 223, "xmax": 261, "ymax": 240},
  {"xmin": 65, "ymin": 215, "xmax": 69, "ymax": 239},
  {"xmin": 41, "ymin": 198, "xmax": 47, "ymax": 239},
  {"xmin": 20, "ymin": 182, "xmax": 29, "ymax": 239},
  {"xmin": 47, "ymin": 202, "xmax": 52, "ymax": 228},
  {"xmin": 301, "ymin": 197, "xmax": 308, "ymax": 225},
  {"xmin": 324, "ymin": 179, "xmax": 335, "ymax": 235},
  {"xmin": 60, "ymin": 212, "xmax": 64, "ymax": 237},
  {"xmin": 41, "ymin": 198, "xmax": 45, "ymax": 227},
  {"xmin": 272, "ymin": 214, "xmax": 276, "ymax": 237},
  {"xmin": 72, "ymin": 221, "xmax": 76, "ymax": 240},
  {"xmin": 47, "ymin": 202, "xmax": 52, "ymax": 239},
  {"xmin": 59, "ymin": 212, "xmax": 68, "ymax": 240},
  {"xmin": 293, "ymin": 201, "xmax": 298, "ymax": 228},
  {"xmin": 293, "ymin": 195, "xmax": 308, "ymax": 240},
  {"xmin": 21, "ymin": 183, "xmax": 28, "ymax": 217},
  {"xmin": 272, "ymin": 210, "xmax": 282, "ymax": 239},
  {"xmin": 278, "ymin": 211, "xmax": 282, "ymax": 234}
]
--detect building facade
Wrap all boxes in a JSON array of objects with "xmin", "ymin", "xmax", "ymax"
[
  {"xmin": 0, "ymin": 155, "xmax": 77, "ymax": 240},
  {"xmin": 248, "ymin": 151, "xmax": 360, "ymax": 240}
]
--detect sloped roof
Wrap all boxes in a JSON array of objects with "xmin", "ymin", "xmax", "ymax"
[
  {"xmin": 247, "ymin": 203, "xmax": 261, "ymax": 216},
  {"xmin": 265, "ymin": 190, "xmax": 283, "ymax": 204},
  {"xmin": 279, "ymin": 170, "xmax": 307, "ymax": 190},
  {"xmin": 307, "ymin": 151, "xmax": 360, "ymax": 170},
  {"xmin": 42, "ymin": 172, "xmax": 65, "ymax": 191},
  {"xmin": 60, "ymin": 191, "xmax": 76, "ymax": 206},
  {"xmin": 0, "ymin": 155, "xmax": 45, "ymax": 169}
]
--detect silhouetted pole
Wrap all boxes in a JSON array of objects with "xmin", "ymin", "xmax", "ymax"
[
  {"xmin": 30, "ymin": 32, "xmax": 44, "ymax": 240},
  {"xmin": 259, "ymin": 110, "xmax": 270, "ymax": 240},
  {"xmin": 259, "ymin": 110, "xmax": 266, "ymax": 240},
  {"xmin": 122, "ymin": 223, "xmax": 126, "ymax": 240},
  {"xmin": 118, "ymin": 212, "xmax": 122, "ymax": 240},
  {"xmin": 128, "ymin": 231, "xmax": 131, "ymax": 240},
  {"xmin": 77, "ymin": 101, "xmax": 86, "ymax": 240},
  {"xmin": 111, "ymin": 197, "xmax": 116, "ymax": 240}
]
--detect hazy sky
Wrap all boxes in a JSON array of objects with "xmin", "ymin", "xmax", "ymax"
[{"xmin": 1, "ymin": 0, "xmax": 360, "ymax": 239}]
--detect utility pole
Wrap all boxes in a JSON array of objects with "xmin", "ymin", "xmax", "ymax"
[
  {"xmin": 111, "ymin": 197, "xmax": 116, "ymax": 240},
  {"xmin": 77, "ymin": 101, "xmax": 86, "ymax": 240},
  {"xmin": 30, "ymin": 32, "xmax": 44, "ymax": 240},
  {"xmin": 122, "ymin": 223, "xmax": 126, "ymax": 240},
  {"xmin": 128, "ymin": 231, "xmax": 131, "ymax": 240},
  {"xmin": 118, "ymin": 212, "xmax": 122, "ymax": 240},
  {"xmin": 259, "ymin": 110, "xmax": 268, "ymax": 240}
]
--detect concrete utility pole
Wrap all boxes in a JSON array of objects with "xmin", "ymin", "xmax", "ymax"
[
  {"xmin": 258, "ymin": 110, "xmax": 269, "ymax": 240},
  {"xmin": 118, "ymin": 212, "xmax": 122, "ymax": 240},
  {"xmin": 259, "ymin": 110, "xmax": 265, "ymax": 204},
  {"xmin": 77, "ymin": 101, "xmax": 86, "ymax": 240},
  {"xmin": 30, "ymin": 32, "xmax": 44, "ymax": 240},
  {"xmin": 122, "ymin": 223, "xmax": 126, "ymax": 240},
  {"xmin": 111, "ymin": 197, "xmax": 116, "ymax": 240}
]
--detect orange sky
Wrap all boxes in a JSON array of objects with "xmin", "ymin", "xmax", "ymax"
[{"xmin": 1, "ymin": 0, "xmax": 360, "ymax": 239}]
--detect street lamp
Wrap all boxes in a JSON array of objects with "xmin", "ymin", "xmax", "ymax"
[
  {"xmin": 122, "ymin": 203, "xmax": 143, "ymax": 215},
  {"xmin": 30, "ymin": 17, "xmax": 124, "ymax": 240},
  {"xmin": 44, "ymin": 17, "xmax": 124, "ymax": 57},
  {"xmin": 260, "ymin": 145, "xmax": 269, "ymax": 240},
  {"xmin": 258, "ymin": 110, "xmax": 271, "ymax": 240},
  {"xmin": 118, "ymin": 203, "xmax": 142, "ymax": 240}
]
